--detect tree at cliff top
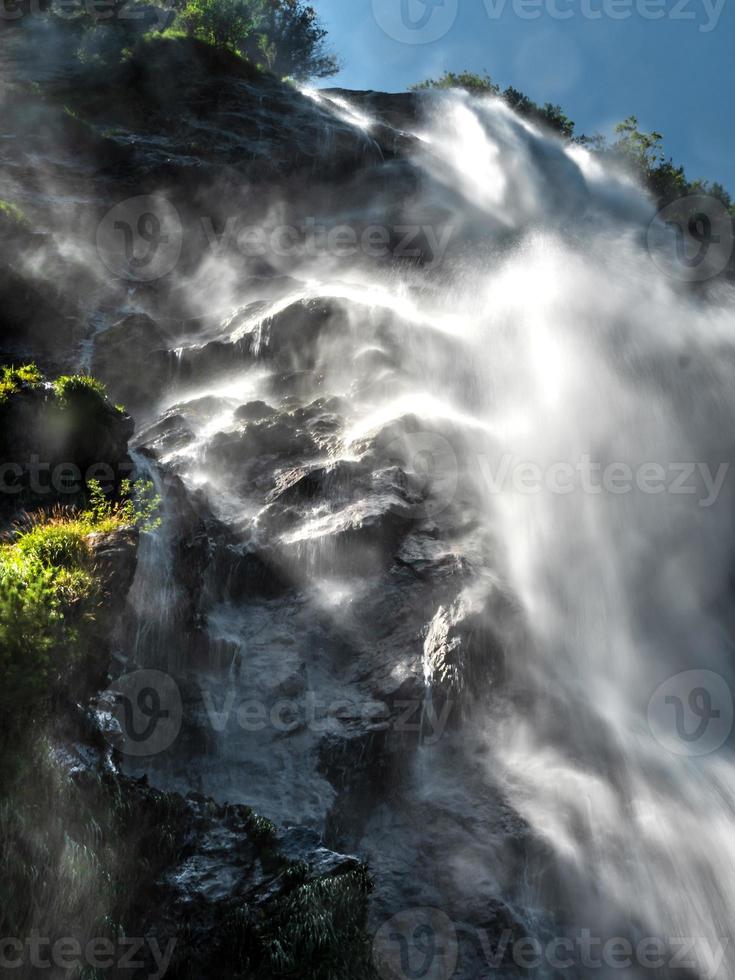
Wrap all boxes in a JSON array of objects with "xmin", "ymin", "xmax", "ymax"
[
  {"xmin": 173, "ymin": 0, "xmax": 339, "ymax": 79},
  {"xmin": 254, "ymin": 0, "xmax": 340, "ymax": 80}
]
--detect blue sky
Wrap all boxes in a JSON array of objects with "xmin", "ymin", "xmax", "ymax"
[{"xmin": 315, "ymin": 0, "xmax": 735, "ymax": 192}]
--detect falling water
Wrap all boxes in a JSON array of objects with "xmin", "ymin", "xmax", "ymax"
[{"xmin": 129, "ymin": 90, "xmax": 735, "ymax": 978}]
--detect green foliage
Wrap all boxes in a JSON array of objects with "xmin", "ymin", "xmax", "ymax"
[
  {"xmin": 0, "ymin": 743, "xmax": 113, "ymax": 941},
  {"xmin": 0, "ymin": 199, "xmax": 29, "ymax": 230},
  {"xmin": 255, "ymin": 0, "xmax": 340, "ymax": 80},
  {"xmin": 69, "ymin": 0, "xmax": 167, "ymax": 67},
  {"xmin": 0, "ymin": 363, "xmax": 43, "ymax": 405},
  {"xmin": 537, "ymin": 102, "xmax": 575, "ymax": 141},
  {"xmin": 612, "ymin": 115, "xmax": 665, "ymax": 172},
  {"xmin": 165, "ymin": 0, "xmax": 338, "ymax": 78},
  {"xmin": 0, "ymin": 520, "xmax": 95, "ymax": 729},
  {"xmin": 261, "ymin": 865, "xmax": 374, "ymax": 980},
  {"xmin": 0, "ymin": 480, "xmax": 159, "ymax": 728},
  {"xmin": 243, "ymin": 809, "xmax": 277, "ymax": 847},
  {"xmin": 175, "ymin": 0, "xmax": 262, "ymax": 53},
  {"xmin": 411, "ymin": 70, "xmax": 499, "ymax": 96},
  {"xmin": 86, "ymin": 478, "xmax": 162, "ymax": 534},
  {"xmin": 609, "ymin": 116, "xmax": 700, "ymax": 205},
  {"xmin": 53, "ymin": 373, "xmax": 108, "ymax": 404},
  {"xmin": 0, "ymin": 550, "xmax": 64, "ymax": 728},
  {"xmin": 689, "ymin": 180, "xmax": 733, "ymax": 210}
]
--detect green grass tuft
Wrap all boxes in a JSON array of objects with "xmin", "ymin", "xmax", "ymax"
[
  {"xmin": 0, "ymin": 363, "xmax": 43, "ymax": 405},
  {"xmin": 53, "ymin": 374, "xmax": 108, "ymax": 404}
]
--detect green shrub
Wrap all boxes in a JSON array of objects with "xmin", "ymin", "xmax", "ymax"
[
  {"xmin": 167, "ymin": 0, "xmax": 338, "ymax": 78},
  {"xmin": 255, "ymin": 0, "xmax": 339, "ymax": 80},
  {"xmin": 243, "ymin": 809, "xmax": 277, "ymax": 847},
  {"xmin": 53, "ymin": 373, "xmax": 108, "ymax": 405},
  {"xmin": 0, "ymin": 549, "xmax": 65, "ymax": 727},
  {"xmin": 0, "ymin": 363, "xmax": 43, "ymax": 404},
  {"xmin": 412, "ymin": 70, "xmax": 499, "ymax": 96},
  {"xmin": 175, "ymin": 0, "xmax": 262, "ymax": 54},
  {"xmin": 0, "ymin": 481, "xmax": 160, "ymax": 727},
  {"xmin": 261, "ymin": 865, "xmax": 374, "ymax": 980},
  {"xmin": 86, "ymin": 478, "xmax": 162, "ymax": 534}
]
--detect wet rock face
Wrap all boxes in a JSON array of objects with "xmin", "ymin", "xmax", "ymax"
[
  {"xmin": 423, "ymin": 595, "xmax": 507, "ymax": 715},
  {"xmin": 131, "ymin": 796, "xmax": 372, "ymax": 980},
  {"xmin": 72, "ymin": 527, "xmax": 140, "ymax": 697},
  {"xmin": 121, "ymin": 278, "xmax": 533, "ymax": 941},
  {"xmin": 65, "ymin": 39, "xmax": 394, "ymax": 191},
  {"xmin": 91, "ymin": 313, "xmax": 173, "ymax": 414},
  {"xmin": 0, "ymin": 42, "xmax": 546, "ymax": 961},
  {"xmin": 323, "ymin": 88, "xmax": 427, "ymax": 133},
  {"xmin": 0, "ymin": 261, "xmax": 83, "ymax": 367},
  {"xmin": 0, "ymin": 382, "xmax": 134, "ymax": 519},
  {"xmin": 51, "ymin": 707, "xmax": 373, "ymax": 980},
  {"xmin": 87, "ymin": 526, "xmax": 140, "ymax": 604}
]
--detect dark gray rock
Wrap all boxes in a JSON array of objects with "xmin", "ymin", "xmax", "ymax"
[{"xmin": 92, "ymin": 313, "xmax": 173, "ymax": 412}]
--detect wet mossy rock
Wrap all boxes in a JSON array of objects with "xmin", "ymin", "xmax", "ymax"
[{"xmin": 0, "ymin": 368, "xmax": 134, "ymax": 514}]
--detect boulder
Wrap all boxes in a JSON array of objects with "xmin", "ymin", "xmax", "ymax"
[{"xmin": 0, "ymin": 382, "xmax": 134, "ymax": 517}]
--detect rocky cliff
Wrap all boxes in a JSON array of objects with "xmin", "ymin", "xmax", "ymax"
[{"xmin": 0, "ymin": 37, "xmax": 539, "ymax": 980}]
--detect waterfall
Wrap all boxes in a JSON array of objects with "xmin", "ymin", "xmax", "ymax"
[{"xmin": 130, "ymin": 89, "xmax": 735, "ymax": 978}]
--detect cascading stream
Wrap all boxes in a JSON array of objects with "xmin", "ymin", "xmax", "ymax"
[
  {"xmin": 128, "ymin": 90, "xmax": 735, "ymax": 978},
  {"xmin": 415, "ymin": 95, "xmax": 735, "ymax": 978}
]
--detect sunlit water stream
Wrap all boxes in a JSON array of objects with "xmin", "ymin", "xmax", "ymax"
[{"xmin": 125, "ymin": 92, "xmax": 735, "ymax": 979}]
